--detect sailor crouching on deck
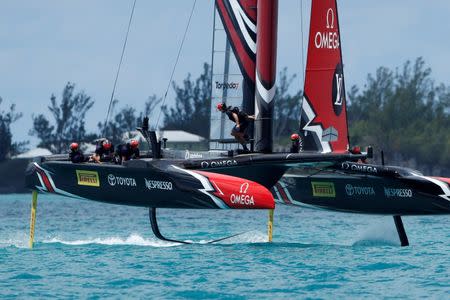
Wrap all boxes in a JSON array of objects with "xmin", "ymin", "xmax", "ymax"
[
  {"xmin": 69, "ymin": 142, "xmax": 85, "ymax": 163},
  {"xmin": 90, "ymin": 139, "xmax": 114, "ymax": 163},
  {"xmin": 217, "ymin": 102, "xmax": 255, "ymax": 152},
  {"xmin": 115, "ymin": 139, "xmax": 140, "ymax": 165}
]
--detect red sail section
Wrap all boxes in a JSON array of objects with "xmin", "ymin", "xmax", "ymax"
[
  {"xmin": 254, "ymin": 0, "xmax": 278, "ymax": 153},
  {"xmin": 216, "ymin": 0, "xmax": 257, "ymax": 84},
  {"xmin": 300, "ymin": 0, "xmax": 349, "ymax": 153}
]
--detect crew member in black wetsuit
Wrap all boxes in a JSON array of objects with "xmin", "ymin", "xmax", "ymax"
[
  {"xmin": 69, "ymin": 142, "xmax": 85, "ymax": 163},
  {"xmin": 116, "ymin": 140, "xmax": 140, "ymax": 164},
  {"xmin": 217, "ymin": 103, "xmax": 255, "ymax": 152},
  {"xmin": 290, "ymin": 133, "xmax": 303, "ymax": 153},
  {"xmin": 90, "ymin": 139, "xmax": 114, "ymax": 163}
]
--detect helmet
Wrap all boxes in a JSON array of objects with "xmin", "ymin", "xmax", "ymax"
[
  {"xmin": 351, "ymin": 146, "xmax": 361, "ymax": 154},
  {"xmin": 216, "ymin": 103, "xmax": 226, "ymax": 111},
  {"xmin": 70, "ymin": 142, "xmax": 79, "ymax": 151},
  {"xmin": 130, "ymin": 139, "xmax": 139, "ymax": 148},
  {"xmin": 290, "ymin": 133, "xmax": 300, "ymax": 141},
  {"xmin": 103, "ymin": 140, "xmax": 112, "ymax": 150}
]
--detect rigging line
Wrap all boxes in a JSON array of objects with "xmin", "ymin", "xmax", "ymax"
[
  {"xmin": 102, "ymin": 0, "xmax": 137, "ymax": 137},
  {"xmin": 154, "ymin": 0, "xmax": 197, "ymax": 131}
]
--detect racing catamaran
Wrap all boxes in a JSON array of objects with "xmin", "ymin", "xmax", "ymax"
[
  {"xmin": 271, "ymin": 0, "xmax": 450, "ymax": 246},
  {"xmin": 26, "ymin": 0, "xmax": 365, "ymax": 247},
  {"xmin": 25, "ymin": 0, "xmax": 449, "ymax": 248}
]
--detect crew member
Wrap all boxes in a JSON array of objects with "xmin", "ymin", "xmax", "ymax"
[
  {"xmin": 217, "ymin": 103, "xmax": 255, "ymax": 152},
  {"xmin": 69, "ymin": 142, "xmax": 85, "ymax": 163},
  {"xmin": 90, "ymin": 139, "xmax": 114, "ymax": 163},
  {"xmin": 350, "ymin": 146, "xmax": 367, "ymax": 163},
  {"xmin": 116, "ymin": 139, "xmax": 140, "ymax": 164},
  {"xmin": 290, "ymin": 133, "xmax": 303, "ymax": 153}
]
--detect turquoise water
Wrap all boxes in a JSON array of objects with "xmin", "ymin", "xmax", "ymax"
[{"xmin": 0, "ymin": 194, "xmax": 449, "ymax": 299}]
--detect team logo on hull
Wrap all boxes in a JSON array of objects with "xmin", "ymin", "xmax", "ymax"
[
  {"xmin": 311, "ymin": 182, "xmax": 336, "ymax": 197},
  {"xmin": 185, "ymin": 150, "xmax": 203, "ymax": 159},
  {"xmin": 107, "ymin": 174, "xmax": 137, "ymax": 187},
  {"xmin": 145, "ymin": 179, "xmax": 173, "ymax": 191},
  {"xmin": 201, "ymin": 159, "xmax": 238, "ymax": 169},
  {"xmin": 341, "ymin": 162, "xmax": 378, "ymax": 174},
  {"xmin": 384, "ymin": 188, "xmax": 412, "ymax": 198},
  {"xmin": 345, "ymin": 184, "xmax": 376, "ymax": 196},
  {"xmin": 230, "ymin": 182, "xmax": 255, "ymax": 206},
  {"xmin": 76, "ymin": 170, "xmax": 100, "ymax": 187}
]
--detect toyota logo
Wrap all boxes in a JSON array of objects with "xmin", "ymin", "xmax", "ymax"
[
  {"xmin": 345, "ymin": 184, "xmax": 354, "ymax": 196},
  {"xmin": 108, "ymin": 174, "xmax": 117, "ymax": 186}
]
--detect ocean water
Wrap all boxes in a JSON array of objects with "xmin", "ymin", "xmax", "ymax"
[{"xmin": 0, "ymin": 193, "xmax": 449, "ymax": 299}]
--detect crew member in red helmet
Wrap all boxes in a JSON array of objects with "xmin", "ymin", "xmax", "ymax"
[
  {"xmin": 90, "ymin": 139, "xmax": 114, "ymax": 163},
  {"xmin": 350, "ymin": 145, "xmax": 367, "ymax": 163},
  {"xmin": 290, "ymin": 133, "xmax": 303, "ymax": 153},
  {"xmin": 217, "ymin": 102, "xmax": 255, "ymax": 152},
  {"xmin": 69, "ymin": 142, "xmax": 85, "ymax": 163},
  {"xmin": 116, "ymin": 139, "xmax": 140, "ymax": 164}
]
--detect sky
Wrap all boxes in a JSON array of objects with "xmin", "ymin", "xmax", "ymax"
[{"xmin": 1, "ymin": 0, "xmax": 450, "ymax": 147}]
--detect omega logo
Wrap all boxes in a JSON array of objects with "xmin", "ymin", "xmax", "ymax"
[
  {"xmin": 240, "ymin": 182, "xmax": 249, "ymax": 194},
  {"xmin": 315, "ymin": 7, "xmax": 340, "ymax": 49},
  {"xmin": 326, "ymin": 8, "xmax": 335, "ymax": 29}
]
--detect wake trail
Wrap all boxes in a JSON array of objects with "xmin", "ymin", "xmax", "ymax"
[{"xmin": 0, "ymin": 231, "xmax": 270, "ymax": 249}]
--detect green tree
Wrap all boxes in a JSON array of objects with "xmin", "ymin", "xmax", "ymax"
[
  {"xmin": 30, "ymin": 82, "xmax": 95, "ymax": 154},
  {"xmin": 99, "ymin": 95, "xmax": 162, "ymax": 145},
  {"xmin": 140, "ymin": 95, "xmax": 162, "ymax": 122},
  {"xmin": 348, "ymin": 57, "xmax": 450, "ymax": 173},
  {"xmin": 0, "ymin": 98, "xmax": 28, "ymax": 161},
  {"xmin": 162, "ymin": 63, "xmax": 211, "ymax": 137},
  {"xmin": 98, "ymin": 100, "xmax": 138, "ymax": 145}
]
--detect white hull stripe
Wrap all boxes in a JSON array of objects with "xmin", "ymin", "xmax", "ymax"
[
  {"xmin": 416, "ymin": 174, "xmax": 450, "ymax": 201},
  {"xmin": 33, "ymin": 163, "xmax": 87, "ymax": 200},
  {"xmin": 172, "ymin": 165, "xmax": 230, "ymax": 209}
]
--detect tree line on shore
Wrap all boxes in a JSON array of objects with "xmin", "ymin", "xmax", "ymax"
[{"xmin": 0, "ymin": 58, "xmax": 448, "ymax": 174}]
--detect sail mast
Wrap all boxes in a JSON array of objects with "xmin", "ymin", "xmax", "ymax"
[{"xmin": 254, "ymin": 0, "xmax": 278, "ymax": 153}]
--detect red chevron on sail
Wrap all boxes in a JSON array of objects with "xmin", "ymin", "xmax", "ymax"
[{"xmin": 215, "ymin": 0, "xmax": 257, "ymax": 83}]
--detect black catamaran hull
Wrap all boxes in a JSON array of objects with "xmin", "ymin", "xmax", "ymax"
[
  {"xmin": 25, "ymin": 160, "xmax": 276, "ymax": 210},
  {"xmin": 273, "ymin": 164, "xmax": 450, "ymax": 215},
  {"xmin": 25, "ymin": 152, "xmax": 365, "ymax": 209}
]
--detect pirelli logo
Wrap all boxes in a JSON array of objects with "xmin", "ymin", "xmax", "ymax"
[
  {"xmin": 311, "ymin": 181, "xmax": 335, "ymax": 197},
  {"xmin": 76, "ymin": 170, "xmax": 100, "ymax": 187}
]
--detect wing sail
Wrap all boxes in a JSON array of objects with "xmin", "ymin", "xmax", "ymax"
[{"xmin": 300, "ymin": 0, "xmax": 349, "ymax": 153}]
